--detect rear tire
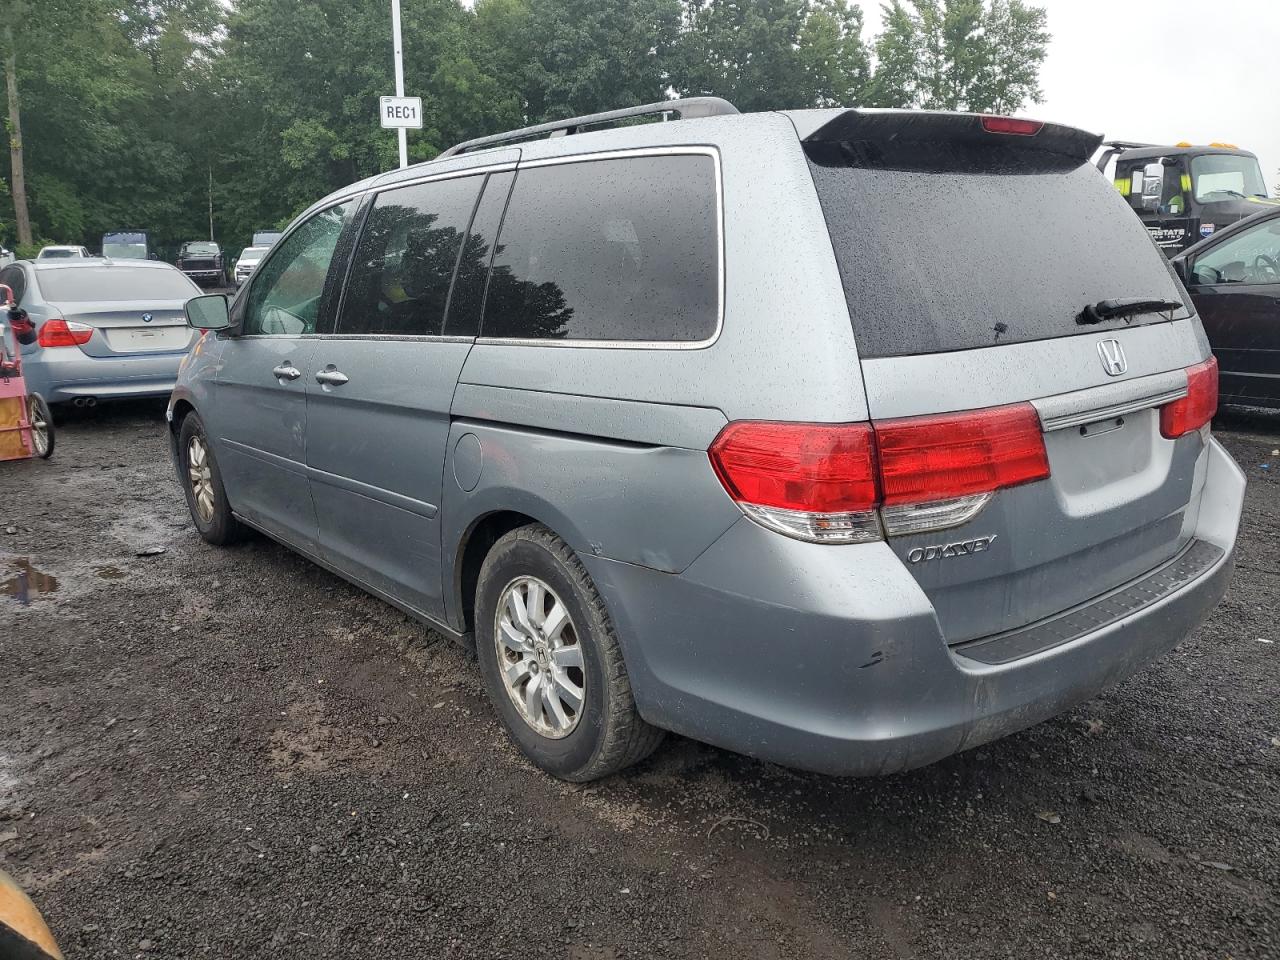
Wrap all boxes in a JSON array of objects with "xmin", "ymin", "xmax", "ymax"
[
  {"xmin": 178, "ymin": 412, "xmax": 243, "ymax": 545},
  {"xmin": 475, "ymin": 524, "xmax": 664, "ymax": 781}
]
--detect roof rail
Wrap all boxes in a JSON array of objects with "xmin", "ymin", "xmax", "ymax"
[{"xmin": 437, "ymin": 97, "xmax": 738, "ymax": 159}]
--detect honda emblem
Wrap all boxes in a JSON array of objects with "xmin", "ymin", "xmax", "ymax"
[{"xmin": 1097, "ymin": 339, "xmax": 1127, "ymax": 377}]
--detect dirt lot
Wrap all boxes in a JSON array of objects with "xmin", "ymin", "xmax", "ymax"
[{"xmin": 2, "ymin": 400, "xmax": 1278, "ymax": 960}]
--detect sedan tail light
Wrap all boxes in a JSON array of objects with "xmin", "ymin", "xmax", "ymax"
[
  {"xmin": 709, "ymin": 403, "xmax": 1051, "ymax": 544},
  {"xmin": 37, "ymin": 318, "xmax": 94, "ymax": 348},
  {"xmin": 1160, "ymin": 357, "xmax": 1218, "ymax": 439}
]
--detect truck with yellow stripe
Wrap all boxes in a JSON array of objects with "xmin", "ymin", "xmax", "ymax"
[{"xmin": 1097, "ymin": 140, "xmax": 1279, "ymax": 254}]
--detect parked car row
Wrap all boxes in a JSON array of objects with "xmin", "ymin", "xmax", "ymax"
[
  {"xmin": 10, "ymin": 232, "xmax": 282, "ymax": 290},
  {"xmin": 163, "ymin": 102, "xmax": 1245, "ymax": 783}
]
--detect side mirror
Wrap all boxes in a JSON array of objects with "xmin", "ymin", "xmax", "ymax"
[
  {"xmin": 1171, "ymin": 258, "xmax": 1190, "ymax": 285},
  {"xmin": 148, "ymin": 253, "xmax": 158, "ymax": 260},
  {"xmin": 185, "ymin": 294, "xmax": 231, "ymax": 331}
]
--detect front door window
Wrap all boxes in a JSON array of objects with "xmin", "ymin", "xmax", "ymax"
[
  {"xmin": 1191, "ymin": 219, "xmax": 1280, "ymax": 286},
  {"xmin": 244, "ymin": 202, "xmax": 353, "ymax": 335}
]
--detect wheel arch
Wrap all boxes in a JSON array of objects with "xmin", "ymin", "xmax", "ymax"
[{"xmin": 451, "ymin": 509, "xmax": 541, "ymax": 640}]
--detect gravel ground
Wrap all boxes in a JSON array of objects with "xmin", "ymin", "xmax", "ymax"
[{"xmin": 2, "ymin": 400, "xmax": 1277, "ymax": 960}]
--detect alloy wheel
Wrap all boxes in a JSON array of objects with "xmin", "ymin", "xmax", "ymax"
[
  {"xmin": 187, "ymin": 434, "xmax": 215, "ymax": 524},
  {"xmin": 494, "ymin": 576, "xmax": 586, "ymax": 739}
]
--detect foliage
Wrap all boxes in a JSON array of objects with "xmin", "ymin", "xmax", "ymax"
[
  {"xmin": 675, "ymin": 0, "xmax": 870, "ymax": 111},
  {"xmin": 868, "ymin": 0, "xmax": 1050, "ymax": 112},
  {"xmin": 14, "ymin": 240, "xmax": 51, "ymax": 260},
  {"xmin": 0, "ymin": 0, "xmax": 1049, "ymax": 259}
]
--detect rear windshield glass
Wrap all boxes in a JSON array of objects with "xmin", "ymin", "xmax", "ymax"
[
  {"xmin": 805, "ymin": 141, "xmax": 1189, "ymax": 358},
  {"xmin": 182, "ymin": 242, "xmax": 219, "ymax": 255},
  {"xmin": 38, "ymin": 267, "xmax": 195, "ymax": 301}
]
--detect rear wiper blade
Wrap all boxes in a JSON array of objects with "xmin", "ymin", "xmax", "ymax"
[{"xmin": 1078, "ymin": 298, "xmax": 1182, "ymax": 325}]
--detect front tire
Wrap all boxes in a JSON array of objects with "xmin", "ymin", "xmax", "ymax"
[
  {"xmin": 178, "ymin": 412, "xmax": 243, "ymax": 545},
  {"xmin": 475, "ymin": 525, "xmax": 663, "ymax": 781}
]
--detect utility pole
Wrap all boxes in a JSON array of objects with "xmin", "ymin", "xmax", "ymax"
[
  {"xmin": 208, "ymin": 164, "xmax": 214, "ymax": 241},
  {"xmin": 391, "ymin": 0, "xmax": 407, "ymax": 169}
]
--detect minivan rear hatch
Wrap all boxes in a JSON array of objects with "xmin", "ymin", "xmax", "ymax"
[{"xmin": 799, "ymin": 110, "xmax": 1211, "ymax": 644}]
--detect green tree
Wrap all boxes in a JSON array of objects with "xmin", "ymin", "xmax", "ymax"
[
  {"xmin": 217, "ymin": 0, "xmax": 521, "ymax": 246},
  {"xmin": 868, "ymin": 0, "xmax": 1049, "ymax": 112},
  {"xmin": 473, "ymin": 0, "xmax": 682, "ymax": 123},
  {"xmin": 674, "ymin": 0, "xmax": 871, "ymax": 111},
  {"xmin": 798, "ymin": 1, "xmax": 872, "ymax": 107}
]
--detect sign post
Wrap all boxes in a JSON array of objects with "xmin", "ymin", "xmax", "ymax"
[{"xmin": 390, "ymin": 0, "xmax": 408, "ymax": 168}]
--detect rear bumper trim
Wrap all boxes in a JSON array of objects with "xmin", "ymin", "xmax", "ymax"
[{"xmin": 952, "ymin": 538, "xmax": 1224, "ymax": 665}]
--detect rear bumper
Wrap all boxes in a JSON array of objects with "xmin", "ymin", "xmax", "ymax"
[
  {"xmin": 20, "ymin": 348, "xmax": 188, "ymax": 402},
  {"xmin": 587, "ymin": 438, "xmax": 1245, "ymax": 776}
]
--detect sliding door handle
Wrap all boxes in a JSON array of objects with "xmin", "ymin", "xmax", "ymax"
[{"xmin": 315, "ymin": 367, "xmax": 349, "ymax": 387}]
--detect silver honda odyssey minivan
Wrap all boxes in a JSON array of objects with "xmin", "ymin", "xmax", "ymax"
[{"xmin": 170, "ymin": 99, "xmax": 1245, "ymax": 781}]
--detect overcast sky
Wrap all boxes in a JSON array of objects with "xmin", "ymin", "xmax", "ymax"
[{"xmin": 854, "ymin": 0, "xmax": 1280, "ymax": 185}]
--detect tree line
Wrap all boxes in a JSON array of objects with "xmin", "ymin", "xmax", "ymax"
[{"xmin": 0, "ymin": 0, "xmax": 1049, "ymax": 260}]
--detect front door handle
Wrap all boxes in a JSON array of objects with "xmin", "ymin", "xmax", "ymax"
[
  {"xmin": 272, "ymin": 363, "xmax": 302, "ymax": 382},
  {"xmin": 315, "ymin": 367, "xmax": 349, "ymax": 387}
]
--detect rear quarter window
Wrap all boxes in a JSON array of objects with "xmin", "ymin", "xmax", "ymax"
[
  {"xmin": 806, "ymin": 141, "xmax": 1189, "ymax": 358},
  {"xmin": 481, "ymin": 153, "xmax": 719, "ymax": 343}
]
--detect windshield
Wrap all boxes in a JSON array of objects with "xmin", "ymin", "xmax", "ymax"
[
  {"xmin": 182, "ymin": 242, "xmax": 219, "ymax": 255},
  {"xmin": 806, "ymin": 141, "xmax": 1189, "ymax": 358},
  {"xmin": 238, "ymin": 247, "xmax": 268, "ymax": 262},
  {"xmin": 39, "ymin": 267, "xmax": 196, "ymax": 301},
  {"xmin": 1192, "ymin": 154, "xmax": 1268, "ymax": 202},
  {"xmin": 39, "ymin": 248, "xmax": 80, "ymax": 258}
]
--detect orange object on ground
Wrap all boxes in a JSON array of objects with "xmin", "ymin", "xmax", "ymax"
[{"xmin": 0, "ymin": 867, "xmax": 63, "ymax": 959}]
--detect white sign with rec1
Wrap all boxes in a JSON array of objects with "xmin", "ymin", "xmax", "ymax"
[{"xmin": 380, "ymin": 95, "xmax": 423, "ymax": 129}]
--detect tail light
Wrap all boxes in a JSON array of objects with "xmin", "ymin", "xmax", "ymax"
[
  {"xmin": 981, "ymin": 115, "xmax": 1044, "ymax": 136},
  {"xmin": 709, "ymin": 422, "xmax": 881, "ymax": 543},
  {"xmin": 37, "ymin": 318, "xmax": 94, "ymax": 348},
  {"xmin": 1160, "ymin": 356, "xmax": 1218, "ymax": 439},
  {"xmin": 876, "ymin": 404, "xmax": 1050, "ymax": 535},
  {"xmin": 709, "ymin": 403, "xmax": 1050, "ymax": 544}
]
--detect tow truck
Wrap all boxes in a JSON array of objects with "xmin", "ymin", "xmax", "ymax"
[{"xmin": 1096, "ymin": 140, "xmax": 1280, "ymax": 255}]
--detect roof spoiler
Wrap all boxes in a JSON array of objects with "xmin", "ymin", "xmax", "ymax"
[{"xmin": 804, "ymin": 110, "xmax": 1103, "ymax": 162}]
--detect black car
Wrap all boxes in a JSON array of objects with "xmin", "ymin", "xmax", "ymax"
[
  {"xmin": 1172, "ymin": 206, "xmax": 1280, "ymax": 408},
  {"xmin": 175, "ymin": 241, "xmax": 227, "ymax": 287}
]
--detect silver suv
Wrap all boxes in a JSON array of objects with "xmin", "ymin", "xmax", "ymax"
[{"xmin": 169, "ymin": 99, "xmax": 1245, "ymax": 781}]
